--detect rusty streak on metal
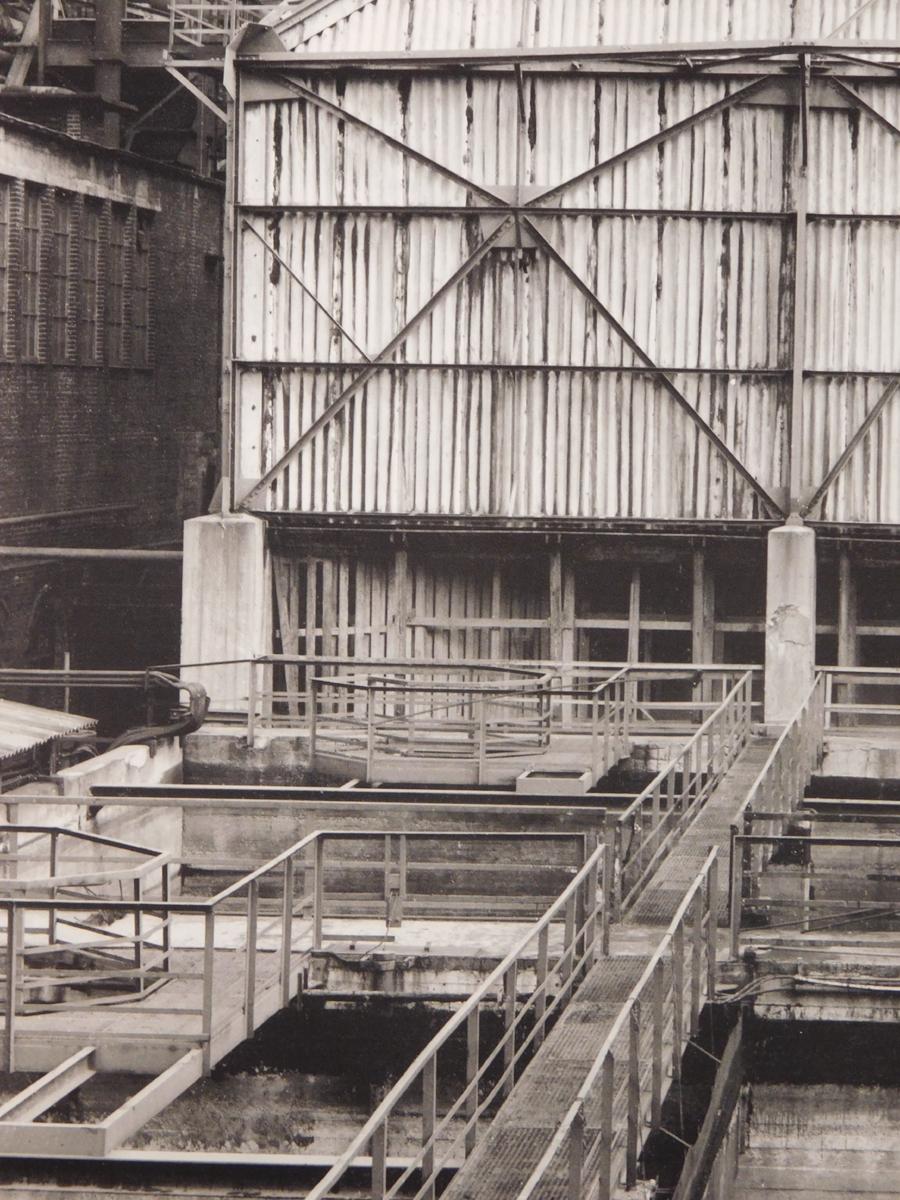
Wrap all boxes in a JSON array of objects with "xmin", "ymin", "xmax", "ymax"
[
  {"xmin": 266, "ymin": 71, "xmax": 510, "ymax": 209},
  {"xmin": 237, "ymin": 216, "xmax": 516, "ymax": 508},
  {"xmin": 523, "ymin": 75, "xmax": 773, "ymax": 209},
  {"xmin": 800, "ymin": 378, "xmax": 900, "ymax": 518},
  {"xmin": 237, "ymin": 69, "xmax": 793, "ymax": 510},
  {"xmin": 242, "ymin": 219, "xmax": 371, "ymax": 361},
  {"xmin": 520, "ymin": 216, "xmax": 786, "ymax": 519},
  {"xmin": 827, "ymin": 75, "xmax": 900, "ymax": 137}
]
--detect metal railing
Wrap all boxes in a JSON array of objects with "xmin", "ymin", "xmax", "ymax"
[
  {"xmin": 0, "ymin": 825, "xmax": 172, "ymax": 1019},
  {"xmin": 301, "ymin": 837, "xmax": 607, "ymax": 1200},
  {"xmin": 822, "ymin": 666, "xmax": 900, "ymax": 729},
  {"xmin": 606, "ymin": 671, "xmax": 755, "ymax": 917},
  {"xmin": 732, "ymin": 673, "xmax": 826, "ymax": 884},
  {"xmin": 175, "ymin": 655, "xmax": 758, "ymax": 733},
  {"xmin": 515, "ymin": 849, "xmax": 720, "ymax": 1200},
  {"xmin": 168, "ymin": 0, "xmax": 280, "ymax": 47},
  {"xmin": 729, "ymin": 831, "xmax": 900, "ymax": 953},
  {"xmin": 298, "ymin": 666, "xmax": 555, "ymax": 785},
  {"xmin": 0, "ymin": 828, "xmax": 596, "ymax": 1075}
]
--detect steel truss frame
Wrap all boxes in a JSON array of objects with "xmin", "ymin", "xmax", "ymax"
[{"xmin": 227, "ymin": 41, "xmax": 900, "ymax": 524}]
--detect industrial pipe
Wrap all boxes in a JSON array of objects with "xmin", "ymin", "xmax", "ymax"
[{"xmin": 0, "ymin": 546, "xmax": 182, "ymax": 560}]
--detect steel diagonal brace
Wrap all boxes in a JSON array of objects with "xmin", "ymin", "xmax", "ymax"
[
  {"xmin": 268, "ymin": 72, "xmax": 510, "ymax": 209},
  {"xmin": 237, "ymin": 214, "xmax": 516, "ymax": 508},
  {"xmin": 826, "ymin": 75, "xmax": 900, "ymax": 137},
  {"xmin": 242, "ymin": 219, "xmax": 372, "ymax": 361},
  {"xmin": 522, "ymin": 75, "xmax": 773, "ymax": 209},
  {"xmin": 800, "ymin": 378, "xmax": 900, "ymax": 518},
  {"xmin": 520, "ymin": 216, "xmax": 786, "ymax": 518}
]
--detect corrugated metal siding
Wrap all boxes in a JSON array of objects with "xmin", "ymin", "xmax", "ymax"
[
  {"xmin": 0, "ymin": 700, "xmax": 95, "ymax": 762},
  {"xmin": 239, "ymin": 368, "xmax": 784, "ymax": 518},
  {"xmin": 237, "ymin": 12, "xmax": 900, "ymax": 526},
  {"xmin": 279, "ymin": 0, "xmax": 900, "ymax": 53}
]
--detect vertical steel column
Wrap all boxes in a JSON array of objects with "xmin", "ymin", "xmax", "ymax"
[{"xmin": 789, "ymin": 54, "xmax": 811, "ymax": 513}]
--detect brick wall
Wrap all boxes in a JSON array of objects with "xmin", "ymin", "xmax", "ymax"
[{"xmin": 0, "ymin": 115, "xmax": 222, "ymax": 688}]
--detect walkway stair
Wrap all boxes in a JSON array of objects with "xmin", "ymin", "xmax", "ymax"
[{"xmin": 443, "ymin": 734, "xmax": 775, "ymax": 1200}]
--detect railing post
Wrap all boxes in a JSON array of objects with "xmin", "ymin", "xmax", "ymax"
[
  {"xmin": 5, "ymin": 903, "xmax": 17, "ymax": 1073},
  {"xmin": 245, "ymin": 879, "xmax": 258, "ymax": 1037},
  {"xmin": 601, "ymin": 816, "xmax": 615, "ymax": 949},
  {"xmin": 591, "ymin": 690, "xmax": 599, "ymax": 780},
  {"xmin": 477, "ymin": 694, "xmax": 488, "ymax": 786},
  {"xmin": 262, "ymin": 658, "xmax": 274, "ymax": 729},
  {"xmin": 308, "ymin": 676, "xmax": 318, "ymax": 764},
  {"xmin": 584, "ymin": 850, "xmax": 599, "ymax": 966},
  {"xmin": 598, "ymin": 1052, "xmax": 615, "ymax": 1200},
  {"xmin": 371, "ymin": 1119, "xmax": 387, "ymax": 1200},
  {"xmin": 247, "ymin": 659, "xmax": 257, "ymax": 749},
  {"xmin": 672, "ymin": 922, "xmax": 684, "ymax": 1083},
  {"xmin": 161, "ymin": 862, "xmax": 171, "ymax": 974},
  {"xmin": 313, "ymin": 836, "xmax": 325, "ymax": 950},
  {"xmin": 603, "ymin": 692, "xmax": 611, "ymax": 773},
  {"xmin": 690, "ymin": 890, "xmax": 703, "ymax": 1036},
  {"xmin": 133, "ymin": 876, "xmax": 144, "ymax": 992},
  {"xmin": 729, "ymin": 825, "xmax": 741, "ymax": 959},
  {"xmin": 626, "ymin": 1001, "xmax": 641, "ymax": 1189},
  {"xmin": 281, "ymin": 856, "xmax": 294, "ymax": 1008},
  {"xmin": 535, "ymin": 924, "xmax": 549, "ymax": 1048},
  {"xmin": 48, "ymin": 829, "xmax": 58, "ymax": 947},
  {"xmin": 366, "ymin": 681, "xmax": 376, "ymax": 782},
  {"xmin": 651, "ymin": 957, "xmax": 664, "ymax": 1127},
  {"xmin": 422, "ymin": 1054, "xmax": 437, "ymax": 1200},
  {"xmin": 465, "ymin": 1004, "xmax": 480, "ymax": 1155},
  {"xmin": 502, "ymin": 961, "xmax": 517, "ymax": 1098},
  {"xmin": 707, "ymin": 852, "xmax": 718, "ymax": 1001},
  {"xmin": 201, "ymin": 908, "xmax": 215, "ymax": 1074},
  {"xmin": 568, "ymin": 1101, "xmax": 585, "ymax": 1200},
  {"xmin": 563, "ymin": 894, "xmax": 576, "ymax": 988}
]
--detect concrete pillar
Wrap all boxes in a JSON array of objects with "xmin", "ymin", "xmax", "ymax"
[
  {"xmin": 764, "ymin": 519, "xmax": 816, "ymax": 726},
  {"xmin": 181, "ymin": 514, "xmax": 270, "ymax": 712}
]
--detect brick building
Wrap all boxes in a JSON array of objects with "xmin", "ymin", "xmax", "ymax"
[{"xmin": 0, "ymin": 113, "xmax": 222, "ymax": 684}]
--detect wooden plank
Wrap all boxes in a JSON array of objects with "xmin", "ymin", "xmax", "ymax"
[
  {"xmin": 548, "ymin": 550, "xmax": 564, "ymax": 661},
  {"xmin": 0, "ymin": 1046, "xmax": 95, "ymax": 1123},
  {"xmin": 101, "ymin": 1048, "xmax": 204, "ymax": 1153},
  {"xmin": 628, "ymin": 566, "xmax": 641, "ymax": 663}
]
